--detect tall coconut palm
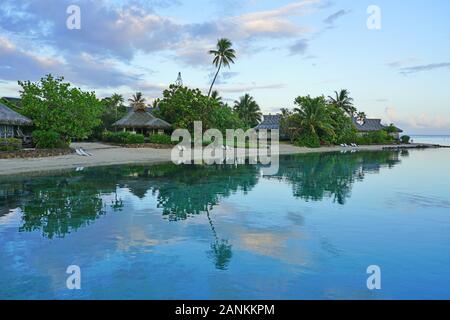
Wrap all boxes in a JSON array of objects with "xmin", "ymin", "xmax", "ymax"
[
  {"xmin": 110, "ymin": 93, "xmax": 124, "ymax": 120},
  {"xmin": 294, "ymin": 96, "xmax": 334, "ymax": 137},
  {"xmin": 208, "ymin": 38, "xmax": 236, "ymax": 98},
  {"xmin": 233, "ymin": 94, "xmax": 262, "ymax": 128},
  {"xmin": 327, "ymin": 89, "xmax": 356, "ymax": 117},
  {"xmin": 128, "ymin": 92, "xmax": 147, "ymax": 111}
]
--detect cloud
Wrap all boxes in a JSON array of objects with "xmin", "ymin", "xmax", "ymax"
[
  {"xmin": 323, "ymin": 9, "xmax": 350, "ymax": 26},
  {"xmin": 0, "ymin": 36, "xmax": 141, "ymax": 88},
  {"xmin": 0, "ymin": 0, "xmax": 322, "ymax": 91},
  {"xmin": 385, "ymin": 106, "xmax": 450, "ymax": 132},
  {"xmin": 399, "ymin": 63, "xmax": 450, "ymax": 75},
  {"xmin": 233, "ymin": 0, "xmax": 319, "ymax": 38},
  {"xmin": 217, "ymin": 83, "xmax": 286, "ymax": 93},
  {"xmin": 289, "ymin": 39, "xmax": 309, "ymax": 55}
]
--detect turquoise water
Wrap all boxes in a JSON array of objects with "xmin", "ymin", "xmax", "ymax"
[{"xmin": 0, "ymin": 149, "xmax": 449, "ymax": 299}]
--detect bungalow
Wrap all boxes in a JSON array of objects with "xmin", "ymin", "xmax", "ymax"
[
  {"xmin": 254, "ymin": 114, "xmax": 290, "ymax": 140},
  {"xmin": 0, "ymin": 102, "xmax": 33, "ymax": 139},
  {"xmin": 353, "ymin": 118, "xmax": 403, "ymax": 140},
  {"xmin": 254, "ymin": 114, "xmax": 281, "ymax": 131},
  {"xmin": 113, "ymin": 108, "xmax": 171, "ymax": 136}
]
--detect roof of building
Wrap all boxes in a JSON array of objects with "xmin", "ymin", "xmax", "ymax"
[
  {"xmin": 353, "ymin": 118, "xmax": 385, "ymax": 132},
  {"xmin": 254, "ymin": 114, "xmax": 281, "ymax": 130},
  {"xmin": 113, "ymin": 109, "xmax": 171, "ymax": 130},
  {"xmin": 0, "ymin": 103, "xmax": 33, "ymax": 126}
]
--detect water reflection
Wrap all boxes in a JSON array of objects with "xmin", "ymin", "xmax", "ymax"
[
  {"xmin": 270, "ymin": 151, "xmax": 402, "ymax": 204},
  {"xmin": 0, "ymin": 150, "xmax": 405, "ymax": 268}
]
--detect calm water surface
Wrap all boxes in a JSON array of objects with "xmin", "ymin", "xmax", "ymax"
[{"xmin": 0, "ymin": 149, "xmax": 449, "ymax": 299}]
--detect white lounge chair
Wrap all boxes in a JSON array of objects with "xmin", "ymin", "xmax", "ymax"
[
  {"xmin": 80, "ymin": 148, "xmax": 92, "ymax": 156},
  {"xmin": 75, "ymin": 149, "xmax": 86, "ymax": 156}
]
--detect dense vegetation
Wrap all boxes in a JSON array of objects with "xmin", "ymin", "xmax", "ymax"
[
  {"xmin": 102, "ymin": 131, "xmax": 145, "ymax": 144},
  {"xmin": 19, "ymin": 75, "xmax": 103, "ymax": 148},
  {"xmin": 0, "ymin": 138, "xmax": 22, "ymax": 151},
  {"xmin": 281, "ymin": 92, "xmax": 399, "ymax": 148},
  {"xmin": 153, "ymin": 85, "xmax": 244, "ymax": 132}
]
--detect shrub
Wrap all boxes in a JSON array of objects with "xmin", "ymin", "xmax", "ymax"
[
  {"xmin": 295, "ymin": 133, "xmax": 321, "ymax": 148},
  {"xmin": 401, "ymin": 135, "xmax": 411, "ymax": 144},
  {"xmin": 147, "ymin": 134, "xmax": 174, "ymax": 145},
  {"xmin": 32, "ymin": 130, "xmax": 68, "ymax": 149},
  {"xmin": 356, "ymin": 130, "xmax": 394, "ymax": 145},
  {"xmin": 0, "ymin": 138, "xmax": 22, "ymax": 151},
  {"xmin": 102, "ymin": 131, "xmax": 144, "ymax": 144}
]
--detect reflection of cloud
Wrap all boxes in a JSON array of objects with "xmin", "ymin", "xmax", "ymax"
[{"xmin": 387, "ymin": 192, "xmax": 450, "ymax": 210}]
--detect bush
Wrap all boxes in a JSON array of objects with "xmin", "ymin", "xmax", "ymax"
[
  {"xmin": 147, "ymin": 134, "xmax": 174, "ymax": 145},
  {"xmin": 102, "ymin": 131, "xmax": 145, "ymax": 144},
  {"xmin": 32, "ymin": 130, "xmax": 68, "ymax": 149},
  {"xmin": 0, "ymin": 138, "xmax": 22, "ymax": 151},
  {"xmin": 356, "ymin": 130, "xmax": 394, "ymax": 145},
  {"xmin": 295, "ymin": 133, "xmax": 321, "ymax": 148},
  {"xmin": 401, "ymin": 135, "xmax": 411, "ymax": 144}
]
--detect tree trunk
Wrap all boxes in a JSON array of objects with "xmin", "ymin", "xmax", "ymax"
[{"xmin": 208, "ymin": 60, "xmax": 222, "ymax": 98}]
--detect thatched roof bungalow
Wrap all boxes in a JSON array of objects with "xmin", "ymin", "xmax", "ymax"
[
  {"xmin": 0, "ymin": 102, "xmax": 32, "ymax": 138},
  {"xmin": 113, "ymin": 109, "xmax": 171, "ymax": 135}
]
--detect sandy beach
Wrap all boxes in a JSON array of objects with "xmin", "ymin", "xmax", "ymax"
[{"xmin": 0, "ymin": 142, "xmax": 435, "ymax": 176}]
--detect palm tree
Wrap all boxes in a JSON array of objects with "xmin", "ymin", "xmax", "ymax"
[
  {"xmin": 233, "ymin": 94, "xmax": 262, "ymax": 128},
  {"xmin": 356, "ymin": 111, "xmax": 367, "ymax": 123},
  {"xmin": 210, "ymin": 90, "xmax": 223, "ymax": 105},
  {"xmin": 327, "ymin": 89, "xmax": 356, "ymax": 117},
  {"xmin": 294, "ymin": 96, "xmax": 335, "ymax": 137},
  {"xmin": 151, "ymin": 98, "xmax": 161, "ymax": 110},
  {"xmin": 208, "ymin": 38, "xmax": 236, "ymax": 98},
  {"xmin": 110, "ymin": 93, "xmax": 124, "ymax": 122},
  {"xmin": 128, "ymin": 92, "xmax": 147, "ymax": 111}
]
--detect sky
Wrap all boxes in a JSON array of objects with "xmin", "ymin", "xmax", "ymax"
[{"xmin": 0, "ymin": 0, "xmax": 449, "ymax": 134}]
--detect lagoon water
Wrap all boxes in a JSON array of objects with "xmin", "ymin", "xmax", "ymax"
[{"xmin": 0, "ymin": 149, "xmax": 449, "ymax": 299}]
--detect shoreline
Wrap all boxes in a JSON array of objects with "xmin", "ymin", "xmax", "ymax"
[{"xmin": 0, "ymin": 142, "xmax": 443, "ymax": 177}]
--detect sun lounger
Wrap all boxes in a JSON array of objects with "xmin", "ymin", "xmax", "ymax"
[
  {"xmin": 80, "ymin": 148, "xmax": 92, "ymax": 156},
  {"xmin": 75, "ymin": 149, "xmax": 86, "ymax": 156}
]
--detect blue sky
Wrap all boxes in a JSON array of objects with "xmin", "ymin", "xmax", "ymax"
[{"xmin": 1, "ymin": 0, "xmax": 449, "ymax": 134}]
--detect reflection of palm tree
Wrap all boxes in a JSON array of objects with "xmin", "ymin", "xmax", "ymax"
[
  {"xmin": 111, "ymin": 190, "xmax": 124, "ymax": 212},
  {"xmin": 205, "ymin": 208, "xmax": 232, "ymax": 270}
]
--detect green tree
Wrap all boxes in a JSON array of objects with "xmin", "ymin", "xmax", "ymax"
[
  {"xmin": 210, "ymin": 90, "xmax": 223, "ymax": 105},
  {"xmin": 155, "ymin": 85, "xmax": 217, "ymax": 131},
  {"xmin": 293, "ymin": 95, "xmax": 335, "ymax": 138},
  {"xmin": 110, "ymin": 93, "xmax": 125, "ymax": 122},
  {"xmin": 328, "ymin": 89, "xmax": 356, "ymax": 117},
  {"xmin": 233, "ymin": 94, "xmax": 262, "ymax": 128},
  {"xmin": 19, "ymin": 74, "xmax": 103, "ymax": 142},
  {"xmin": 208, "ymin": 38, "xmax": 236, "ymax": 98}
]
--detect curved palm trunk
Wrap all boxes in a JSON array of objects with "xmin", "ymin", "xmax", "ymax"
[
  {"xmin": 206, "ymin": 208, "xmax": 218, "ymax": 242},
  {"xmin": 208, "ymin": 60, "xmax": 222, "ymax": 98}
]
